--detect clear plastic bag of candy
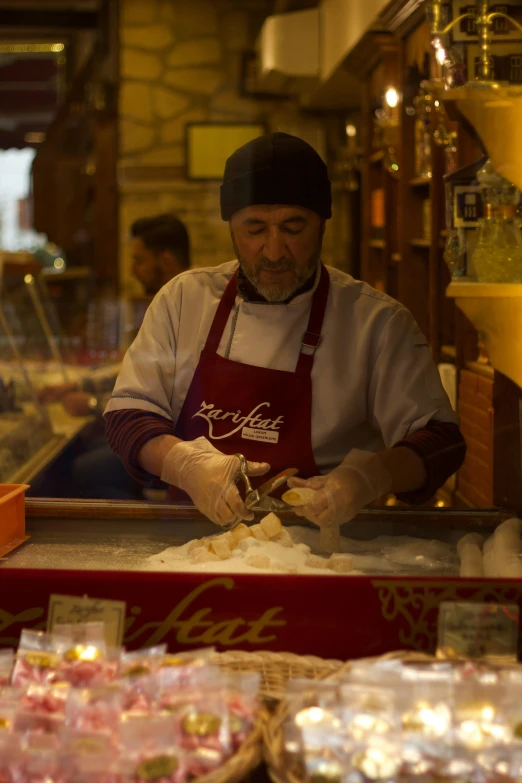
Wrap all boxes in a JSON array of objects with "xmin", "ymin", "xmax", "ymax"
[
  {"xmin": 11, "ymin": 631, "xmax": 59, "ymax": 688},
  {"xmin": 119, "ymin": 645, "xmax": 166, "ymax": 716},
  {"xmin": 160, "ymin": 647, "xmax": 215, "ymax": 682},
  {"xmin": 0, "ymin": 653, "xmax": 13, "ymax": 688},
  {"xmin": 0, "ymin": 688, "xmax": 24, "ymax": 735},
  {"xmin": 59, "ymin": 728, "xmax": 121, "ymax": 783},
  {"xmin": 452, "ymin": 680, "xmax": 509, "ymax": 750},
  {"xmin": 13, "ymin": 684, "xmax": 69, "ymax": 736},
  {"xmin": 9, "ymin": 731, "xmax": 63, "ymax": 783},
  {"xmin": 51, "ymin": 624, "xmax": 116, "ymax": 687},
  {"xmin": 339, "ymin": 683, "xmax": 398, "ymax": 740},
  {"xmin": 119, "ymin": 715, "xmax": 188, "ymax": 783},
  {"xmin": 65, "ymin": 687, "xmax": 123, "ymax": 739}
]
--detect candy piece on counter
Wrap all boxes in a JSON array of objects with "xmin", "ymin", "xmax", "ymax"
[
  {"xmin": 306, "ymin": 554, "xmax": 329, "ymax": 569},
  {"xmin": 192, "ymin": 549, "xmax": 220, "ymax": 563},
  {"xmin": 186, "ymin": 540, "xmax": 205, "ymax": 555},
  {"xmin": 236, "ymin": 537, "xmax": 261, "ymax": 552},
  {"xmin": 457, "ymin": 533, "xmax": 484, "ymax": 578},
  {"xmin": 245, "ymin": 554, "xmax": 271, "ymax": 569},
  {"xmin": 282, "ymin": 488, "xmax": 316, "ymax": 506},
  {"xmin": 328, "ymin": 554, "xmax": 354, "ymax": 574},
  {"xmin": 259, "ymin": 512, "xmax": 283, "ymax": 539},
  {"xmin": 320, "ymin": 524, "xmax": 341, "ymax": 555},
  {"xmin": 272, "ymin": 528, "xmax": 294, "ymax": 548},
  {"xmin": 230, "ymin": 523, "xmax": 251, "ymax": 546},
  {"xmin": 209, "ymin": 536, "xmax": 232, "ymax": 560},
  {"xmin": 250, "ymin": 524, "xmax": 269, "ymax": 542}
]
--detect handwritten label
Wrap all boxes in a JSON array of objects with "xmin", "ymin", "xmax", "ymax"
[
  {"xmin": 437, "ymin": 601, "xmax": 519, "ymax": 661},
  {"xmin": 47, "ymin": 594, "xmax": 126, "ymax": 647}
]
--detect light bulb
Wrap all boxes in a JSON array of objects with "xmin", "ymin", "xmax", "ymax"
[
  {"xmin": 384, "ymin": 87, "xmax": 400, "ymax": 108},
  {"xmin": 346, "ymin": 123, "xmax": 357, "ymax": 137}
]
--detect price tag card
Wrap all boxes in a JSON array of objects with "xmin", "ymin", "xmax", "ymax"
[
  {"xmin": 47, "ymin": 594, "xmax": 126, "ymax": 648},
  {"xmin": 437, "ymin": 601, "xmax": 519, "ymax": 662}
]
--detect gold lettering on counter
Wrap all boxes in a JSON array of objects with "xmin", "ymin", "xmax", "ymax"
[{"xmin": 123, "ymin": 577, "xmax": 287, "ymax": 647}]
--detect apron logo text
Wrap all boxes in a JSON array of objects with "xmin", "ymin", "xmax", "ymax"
[{"xmin": 193, "ymin": 401, "xmax": 284, "ymax": 441}]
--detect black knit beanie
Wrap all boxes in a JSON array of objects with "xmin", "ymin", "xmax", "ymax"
[{"xmin": 220, "ymin": 132, "xmax": 332, "ymax": 221}]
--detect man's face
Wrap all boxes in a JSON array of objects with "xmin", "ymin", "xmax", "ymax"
[
  {"xmin": 230, "ymin": 205, "xmax": 324, "ymax": 302},
  {"xmin": 131, "ymin": 237, "xmax": 163, "ymax": 296}
]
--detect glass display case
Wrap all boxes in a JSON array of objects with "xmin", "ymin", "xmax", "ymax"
[
  {"xmin": 0, "ymin": 500, "xmax": 514, "ymax": 659},
  {"xmin": 0, "ymin": 300, "xmax": 56, "ymax": 483}
]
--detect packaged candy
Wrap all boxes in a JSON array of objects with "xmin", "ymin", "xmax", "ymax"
[
  {"xmin": 120, "ymin": 646, "xmax": 166, "ymax": 716},
  {"xmin": 59, "ymin": 729, "xmax": 120, "ymax": 783},
  {"xmin": 13, "ymin": 684, "xmax": 69, "ymax": 736},
  {"xmin": 0, "ymin": 653, "xmax": 13, "ymax": 687},
  {"xmin": 65, "ymin": 687, "xmax": 122, "ymax": 739},
  {"xmin": 339, "ymin": 684, "xmax": 397, "ymax": 739},
  {"xmin": 0, "ymin": 729, "xmax": 20, "ymax": 783},
  {"xmin": 219, "ymin": 673, "xmax": 260, "ymax": 749},
  {"xmin": 0, "ymin": 688, "xmax": 24, "ymax": 734},
  {"xmin": 160, "ymin": 647, "xmax": 215, "ymax": 683},
  {"xmin": 453, "ymin": 680, "xmax": 509, "ymax": 749},
  {"xmin": 11, "ymin": 631, "xmax": 58, "ymax": 688},
  {"xmin": 52, "ymin": 624, "xmax": 115, "ymax": 687},
  {"xmin": 119, "ymin": 716, "xmax": 188, "ymax": 783},
  {"xmin": 9, "ymin": 732, "xmax": 63, "ymax": 783}
]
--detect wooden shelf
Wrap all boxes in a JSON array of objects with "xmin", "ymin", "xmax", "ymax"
[
  {"xmin": 409, "ymin": 176, "xmax": 432, "ymax": 187},
  {"xmin": 466, "ymin": 360, "xmax": 494, "ymax": 379},
  {"xmin": 368, "ymin": 150, "xmax": 384, "ymax": 164},
  {"xmin": 368, "ymin": 239, "xmax": 386, "ymax": 249},
  {"xmin": 410, "ymin": 238, "xmax": 431, "ymax": 248}
]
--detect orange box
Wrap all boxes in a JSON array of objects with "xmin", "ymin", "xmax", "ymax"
[{"xmin": 0, "ymin": 484, "xmax": 30, "ymax": 557}]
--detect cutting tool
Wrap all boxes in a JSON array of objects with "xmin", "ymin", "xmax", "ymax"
[{"xmin": 222, "ymin": 453, "xmax": 298, "ymax": 532}]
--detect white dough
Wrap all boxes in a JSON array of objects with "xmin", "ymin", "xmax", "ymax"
[
  {"xmin": 491, "ymin": 518, "xmax": 522, "ymax": 578},
  {"xmin": 457, "ymin": 533, "xmax": 484, "ymax": 578}
]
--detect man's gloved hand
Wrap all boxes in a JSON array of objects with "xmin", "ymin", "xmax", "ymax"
[
  {"xmin": 286, "ymin": 449, "xmax": 392, "ymax": 528},
  {"xmin": 161, "ymin": 436, "xmax": 270, "ymax": 527}
]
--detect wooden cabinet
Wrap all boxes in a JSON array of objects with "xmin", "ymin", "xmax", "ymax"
[{"xmin": 352, "ymin": 16, "xmax": 521, "ymax": 514}]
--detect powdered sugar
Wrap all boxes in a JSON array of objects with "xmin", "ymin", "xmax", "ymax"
[{"xmin": 144, "ymin": 525, "xmax": 458, "ymax": 576}]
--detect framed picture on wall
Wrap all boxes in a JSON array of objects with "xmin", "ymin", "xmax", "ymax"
[{"xmin": 185, "ymin": 122, "xmax": 266, "ymax": 180}]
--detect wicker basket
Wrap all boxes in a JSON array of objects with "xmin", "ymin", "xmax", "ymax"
[
  {"xmin": 198, "ymin": 650, "xmax": 346, "ymax": 783},
  {"xmin": 263, "ymin": 650, "xmax": 437, "ymax": 783},
  {"xmin": 211, "ymin": 650, "xmax": 345, "ymax": 703}
]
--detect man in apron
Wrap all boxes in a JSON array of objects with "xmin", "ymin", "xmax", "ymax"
[{"xmin": 105, "ymin": 133, "xmax": 465, "ymax": 530}]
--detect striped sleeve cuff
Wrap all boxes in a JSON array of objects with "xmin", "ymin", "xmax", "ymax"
[
  {"xmin": 393, "ymin": 420, "xmax": 466, "ymax": 505},
  {"xmin": 104, "ymin": 409, "xmax": 174, "ymax": 486}
]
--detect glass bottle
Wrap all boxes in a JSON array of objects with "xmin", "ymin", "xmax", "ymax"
[{"xmin": 471, "ymin": 160, "xmax": 522, "ymax": 283}]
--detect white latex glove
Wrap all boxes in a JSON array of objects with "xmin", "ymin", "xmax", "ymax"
[
  {"xmin": 161, "ymin": 436, "xmax": 270, "ymax": 527},
  {"xmin": 287, "ymin": 449, "xmax": 392, "ymax": 528}
]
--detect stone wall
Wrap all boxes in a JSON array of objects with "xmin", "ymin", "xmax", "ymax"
[{"xmin": 118, "ymin": 0, "xmax": 336, "ymax": 296}]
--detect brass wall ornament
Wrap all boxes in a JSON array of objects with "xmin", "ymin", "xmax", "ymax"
[{"xmin": 426, "ymin": 0, "xmax": 522, "ymax": 87}]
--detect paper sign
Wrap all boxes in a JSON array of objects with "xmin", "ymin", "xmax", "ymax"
[
  {"xmin": 47, "ymin": 594, "xmax": 126, "ymax": 647},
  {"xmin": 437, "ymin": 601, "xmax": 519, "ymax": 662}
]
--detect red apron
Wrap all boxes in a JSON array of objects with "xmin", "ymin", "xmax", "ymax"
[{"xmin": 170, "ymin": 264, "xmax": 330, "ymax": 500}]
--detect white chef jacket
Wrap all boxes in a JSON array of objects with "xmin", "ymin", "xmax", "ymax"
[{"xmin": 105, "ymin": 261, "xmax": 459, "ymax": 473}]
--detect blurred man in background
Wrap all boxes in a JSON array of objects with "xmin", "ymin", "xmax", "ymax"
[{"xmin": 38, "ymin": 213, "xmax": 190, "ymax": 498}]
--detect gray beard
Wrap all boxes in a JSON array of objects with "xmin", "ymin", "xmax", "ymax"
[{"xmin": 232, "ymin": 238, "xmax": 321, "ymax": 303}]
